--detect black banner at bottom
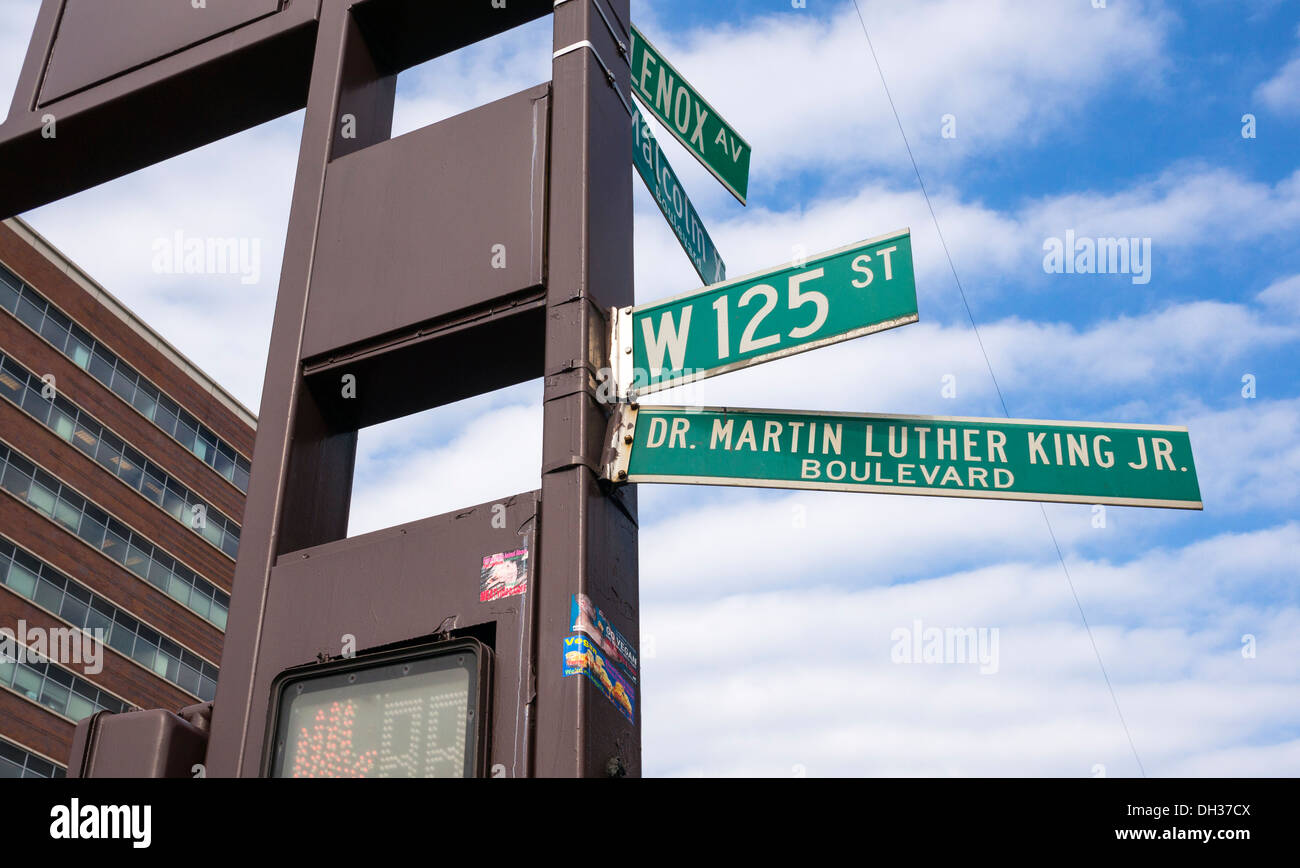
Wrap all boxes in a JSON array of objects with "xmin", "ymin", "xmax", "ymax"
[{"xmin": 2, "ymin": 777, "xmax": 1288, "ymax": 856}]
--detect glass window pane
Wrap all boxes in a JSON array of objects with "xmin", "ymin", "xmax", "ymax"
[
  {"xmin": 167, "ymin": 573, "xmax": 190, "ymax": 603},
  {"xmin": 195, "ymin": 431, "xmax": 215, "ymax": 462},
  {"xmin": 13, "ymin": 549, "xmax": 41, "ymax": 576},
  {"xmin": 214, "ymin": 446, "xmax": 236, "ymax": 479},
  {"xmin": 122, "ymin": 444, "xmax": 145, "ymax": 468},
  {"xmin": 102, "ymin": 527, "xmax": 129, "ymax": 563},
  {"xmin": 19, "ymin": 385, "xmax": 52, "ymax": 424},
  {"xmin": 107, "ymin": 623, "xmax": 134, "ymax": 656},
  {"xmin": 178, "ymin": 665, "xmax": 200, "ymax": 696},
  {"xmin": 38, "ymin": 313, "xmax": 69, "ymax": 351},
  {"xmin": 131, "ymin": 386, "xmax": 157, "ymax": 418},
  {"xmin": 140, "ymin": 469, "xmax": 166, "ymax": 506},
  {"xmin": 154, "ymin": 404, "xmax": 178, "ymax": 437},
  {"xmin": 50, "ymin": 408, "xmax": 75, "ymax": 441},
  {"xmin": 53, "ymin": 497, "xmax": 81, "ymax": 532},
  {"xmin": 15, "ymin": 295, "xmax": 44, "ymax": 331},
  {"xmin": 43, "ymin": 305, "xmax": 71, "ymax": 332},
  {"xmin": 72, "ymin": 422, "xmax": 98, "ymax": 456},
  {"xmin": 39, "ymin": 680, "xmax": 70, "ymax": 715},
  {"xmin": 0, "ymin": 368, "xmax": 21, "ymax": 402},
  {"xmin": 59, "ymin": 596, "xmax": 89, "ymax": 629},
  {"xmin": 93, "ymin": 438, "xmax": 119, "ymax": 469},
  {"xmin": 189, "ymin": 590, "xmax": 211, "ymax": 620},
  {"xmin": 65, "ymin": 694, "xmax": 96, "ymax": 722},
  {"xmin": 34, "ymin": 577, "xmax": 63, "ymax": 612},
  {"xmin": 161, "ymin": 484, "xmax": 186, "ymax": 521},
  {"xmin": 32, "ymin": 467, "xmax": 60, "ymax": 494},
  {"xmin": 4, "ymin": 561, "xmax": 38, "ymax": 597},
  {"xmin": 0, "ymin": 461, "xmax": 31, "ymax": 499},
  {"xmin": 13, "ymin": 665, "xmax": 42, "ymax": 700},
  {"xmin": 131, "ymin": 641, "xmax": 155, "ymax": 670},
  {"xmin": 148, "ymin": 558, "xmax": 172, "ymax": 589},
  {"xmin": 85, "ymin": 607, "xmax": 112, "ymax": 637},
  {"xmin": 42, "ymin": 662, "xmax": 71, "ymax": 686},
  {"xmin": 68, "ymin": 338, "xmax": 92, "ymax": 370},
  {"xmin": 210, "ymin": 601, "xmax": 228, "ymax": 631},
  {"xmin": 83, "ymin": 502, "xmax": 108, "ymax": 528},
  {"xmin": 110, "ymin": 368, "xmax": 136, "ymax": 403},
  {"xmin": 88, "ymin": 350, "xmax": 114, "ymax": 385},
  {"xmin": 176, "ymin": 419, "xmax": 198, "ymax": 453},
  {"xmin": 26, "ymin": 482, "xmax": 56, "ymax": 516},
  {"xmin": 28, "ymin": 756, "xmax": 55, "ymax": 778},
  {"xmin": 78, "ymin": 512, "xmax": 106, "ymax": 549},
  {"xmin": 0, "ymin": 272, "xmax": 18, "ymax": 309},
  {"xmin": 125, "ymin": 544, "xmax": 150, "ymax": 578},
  {"xmin": 100, "ymin": 427, "xmax": 125, "ymax": 457},
  {"xmin": 116, "ymin": 454, "xmax": 144, "ymax": 490}
]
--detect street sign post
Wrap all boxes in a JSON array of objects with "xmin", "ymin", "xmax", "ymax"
[
  {"xmin": 605, "ymin": 405, "xmax": 1203, "ymax": 509},
  {"xmin": 630, "ymin": 24, "xmax": 752, "ymax": 205},
  {"xmin": 611, "ymin": 230, "xmax": 918, "ymax": 398},
  {"xmin": 633, "ymin": 106, "xmax": 726, "ymax": 286}
]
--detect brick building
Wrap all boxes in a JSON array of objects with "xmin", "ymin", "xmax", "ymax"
[{"xmin": 0, "ymin": 217, "xmax": 254, "ymax": 776}]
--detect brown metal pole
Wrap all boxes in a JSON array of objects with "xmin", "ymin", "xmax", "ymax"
[
  {"xmin": 205, "ymin": 1, "xmax": 394, "ymax": 777},
  {"xmin": 533, "ymin": 0, "xmax": 641, "ymax": 777}
]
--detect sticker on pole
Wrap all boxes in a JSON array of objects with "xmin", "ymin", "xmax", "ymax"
[
  {"xmin": 570, "ymin": 594, "xmax": 639, "ymax": 684},
  {"xmin": 562, "ymin": 635, "xmax": 636, "ymax": 724},
  {"xmin": 480, "ymin": 547, "xmax": 529, "ymax": 602}
]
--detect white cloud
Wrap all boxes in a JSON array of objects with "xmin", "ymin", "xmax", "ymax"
[
  {"xmin": 1254, "ymin": 25, "xmax": 1300, "ymax": 115},
  {"xmin": 650, "ymin": 290, "xmax": 1299, "ymax": 424},
  {"xmin": 1258, "ymin": 273, "xmax": 1300, "ymax": 315},
  {"xmin": 1184, "ymin": 398, "xmax": 1300, "ymax": 512},
  {"xmin": 348, "ymin": 398, "xmax": 543, "ymax": 537},
  {"xmin": 631, "ymin": 0, "xmax": 1169, "ymax": 200},
  {"xmin": 390, "ymin": 17, "xmax": 554, "ymax": 137},
  {"xmin": 638, "ymin": 164, "xmax": 1300, "ymax": 324},
  {"xmin": 641, "ymin": 524, "xmax": 1300, "ymax": 776},
  {"xmin": 22, "ymin": 115, "xmax": 303, "ymax": 412},
  {"xmin": 1021, "ymin": 165, "xmax": 1300, "ymax": 254},
  {"xmin": 637, "ymin": 181, "xmax": 1021, "ymax": 310}
]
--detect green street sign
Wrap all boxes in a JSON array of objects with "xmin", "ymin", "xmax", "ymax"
[
  {"xmin": 633, "ymin": 106, "xmax": 726, "ymax": 286},
  {"xmin": 611, "ymin": 230, "xmax": 919, "ymax": 399},
  {"xmin": 630, "ymin": 24, "xmax": 752, "ymax": 205},
  {"xmin": 604, "ymin": 406, "xmax": 1203, "ymax": 509}
]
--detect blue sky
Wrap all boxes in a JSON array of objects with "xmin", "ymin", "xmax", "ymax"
[{"xmin": 3, "ymin": 0, "xmax": 1299, "ymax": 776}]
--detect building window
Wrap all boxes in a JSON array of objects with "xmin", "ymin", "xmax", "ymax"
[
  {"xmin": 0, "ymin": 351, "xmax": 242, "ymax": 560},
  {"xmin": 0, "ymin": 736, "xmax": 66, "ymax": 778},
  {"xmin": 0, "ymin": 536, "xmax": 220, "ymax": 701},
  {"xmin": 0, "ymin": 641, "xmax": 128, "ymax": 721},
  {"xmin": 0, "ymin": 261, "xmax": 252, "ymax": 492},
  {"xmin": 0, "ymin": 441, "xmax": 230, "ymax": 631}
]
